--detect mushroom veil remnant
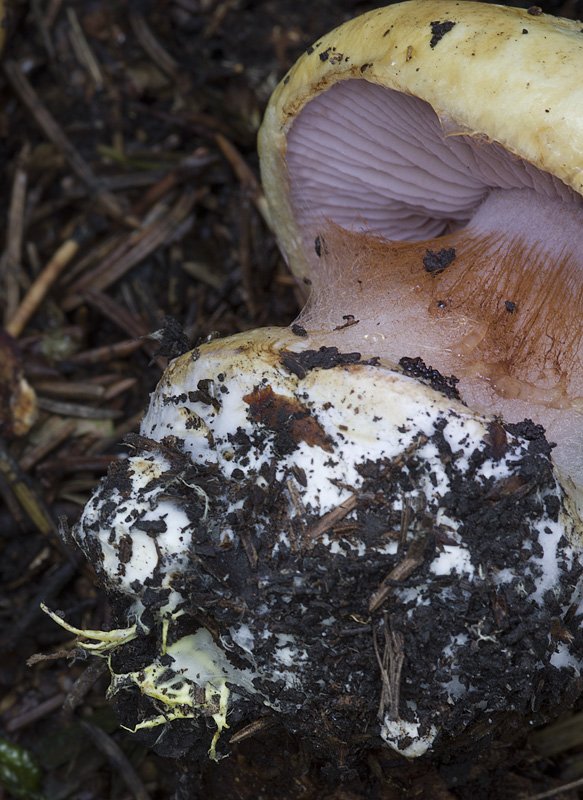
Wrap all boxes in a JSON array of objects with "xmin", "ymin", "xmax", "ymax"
[{"xmin": 55, "ymin": 0, "xmax": 583, "ymax": 776}]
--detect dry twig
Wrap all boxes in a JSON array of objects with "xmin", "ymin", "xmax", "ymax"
[
  {"xmin": 19, "ymin": 419, "xmax": 78, "ymax": 472},
  {"xmin": 0, "ymin": 439, "xmax": 55, "ymax": 535},
  {"xmin": 372, "ymin": 614, "xmax": 405, "ymax": 722},
  {"xmin": 66, "ymin": 7, "xmax": 105, "ymax": 89},
  {"xmin": 306, "ymin": 494, "xmax": 358, "ymax": 540},
  {"xmin": 1, "ymin": 142, "xmax": 31, "ymax": 323},
  {"xmin": 369, "ymin": 533, "xmax": 428, "ymax": 612},
  {"xmin": 216, "ymin": 133, "xmax": 273, "ymax": 230},
  {"xmin": 230, "ymin": 717, "xmax": 277, "ymax": 744},
  {"xmin": 81, "ymin": 721, "xmax": 152, "ymax": 800},
  {"xmin": 5, "ymin": 693, "xmax": 67, "ymax": 732},
  {"xmin": 6, "ymin": 237, "xmax": 82, "ymax": 338},
  {"xmin": 63, "ymin": 189, "xmax": 200, "ymax": 307},
  {"xmin": 523, "ymin": 778, "xmax": 583, "ymax": 800},
  {"xmin": 129, "ymin": 12, "xmax": 180, "ymax": 82},
  {"xmin": 78, "ymin": 289, "xmax": 167, "ymax": 370}
]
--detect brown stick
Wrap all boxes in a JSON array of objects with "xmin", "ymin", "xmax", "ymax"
[
  {"xmin": 215, "ymin": 133, "xmax": 272, "ymax": 230},
  {"xmin": 0, "ymin": 439, "xmax": 55, "ymax": 535},
  {"xmin": 369, "ymin": 533, "xmax": 428, "ymax": 613},
  {"xmin": 129, "ymin": 12, "xmax": 180, "ymax": 81},
  {"xmin": 2, "ymin": 142, "xmax": 31, "ymax": 323},
  {"xmin": 306, "ymin": 494, "xmax": 358, "ymax": 540},
  {"xmin": 5, "ymin": 239, "xmax": 80, "ymax": 338},
  {"xmin": 5, "ymin": 693, "xmax": 68, "ymax": 732},
  {"xmin": 81, "ymin": 721, "xmax": 152, "ymax": 800},
  {"xmin": 66, "ymin": 7, "xmax": 104, "ymax": 89},
  {"xmin": 66, "ymin": 338, "xmax": 144, "ymax": 365},
  {"xmin": 373, "ymin": 615, "xmax": 405, "ymax": 721},
  {"xmin": 523, "ymin": 778, "xmax": 583, "ymax": 800},
  {"xmin": 19, "ymin": 419, "xmax": 78, "ymax": 472},
  {"xmin": 79, "ymin": 289, "xmax": 167, "ymax": 371},
  {"xmin": 63, "ymin": 189, "xmax": 199, "ymax": 307}
]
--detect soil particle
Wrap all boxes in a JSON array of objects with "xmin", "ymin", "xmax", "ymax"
[
  {"xmin": 429, "ymin": 20, "xmax": 456, "ymax": 48},
  {"xmin": 486, "ymin": 420, "xmax": 508, "ymax": 460},
  {"xmin": 505, "ymin": 418, "xmax": 555, "ymax": 457},
  {"xmin": 280, "ymin": 346, "xmax": 379, "ymax": 378},
  {"xmin": 423, "ymin": 247, "xmax": 457, "ymax": 275},
  {"xmin": 398, "ymin": 356, "xmax": 460, "ymax": 401}
]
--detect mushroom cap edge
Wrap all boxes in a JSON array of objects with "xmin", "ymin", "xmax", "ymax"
[{"xmin": 258, "ymin": 0, "xmax": 583, "ymax": 282}]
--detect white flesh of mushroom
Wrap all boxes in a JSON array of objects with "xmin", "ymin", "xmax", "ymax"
[{"xmin": 66, "ymin": 329, "xmax": 583, "ymax": 759}]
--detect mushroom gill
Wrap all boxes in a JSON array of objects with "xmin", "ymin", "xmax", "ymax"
[{"xmin": 259, "ymin": 2, "xmax": 583, "ymax": 489}]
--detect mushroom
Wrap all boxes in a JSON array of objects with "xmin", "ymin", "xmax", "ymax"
[
  {"xmin": 258, "ymin": 0, "xmax": 583, "ymax": 491},
  {"xmin": 54, "ymin": 0, "xmax": 583, "ymax": 772}
]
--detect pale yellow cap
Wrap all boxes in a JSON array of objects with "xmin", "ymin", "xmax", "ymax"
[{"xmin": 258, "ymin": 0, "xmax": 583, "ymax": 282}]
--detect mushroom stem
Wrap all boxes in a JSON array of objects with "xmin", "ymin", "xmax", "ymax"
[{"xmin": 296, "ymin": 186, "xmax": 583, "ymax": 485}]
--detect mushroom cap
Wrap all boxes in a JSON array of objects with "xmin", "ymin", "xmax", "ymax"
[{"xmin": 259, "ymin": 0, "xmax": 583, "ymax": 283}]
